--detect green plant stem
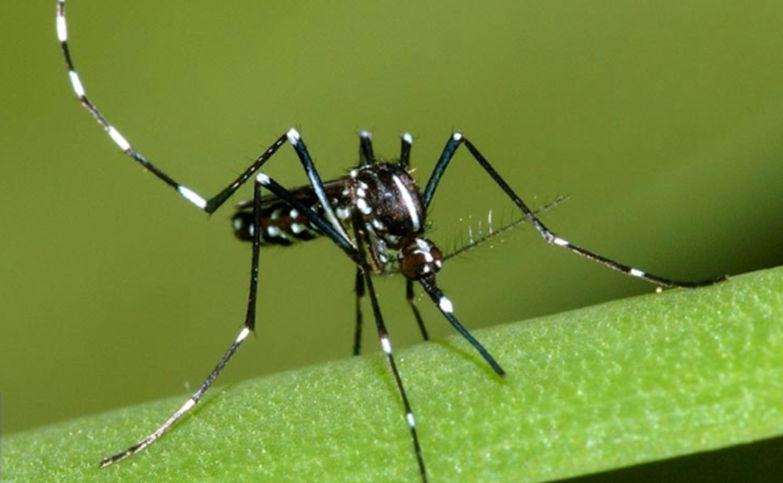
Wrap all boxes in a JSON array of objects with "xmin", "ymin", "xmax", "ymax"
[{"xmin": 5, "ymin": 267, "xmax": 782, "ymax": 482}]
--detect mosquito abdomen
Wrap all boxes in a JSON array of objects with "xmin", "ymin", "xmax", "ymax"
[{"xmin": 232, "ymin": 201, "xmax": 322, "ymax": 245}]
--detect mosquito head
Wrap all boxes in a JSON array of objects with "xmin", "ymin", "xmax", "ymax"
[{"xmin": 399, "ymin": 238, "xmax": 443, "ymax": 281}]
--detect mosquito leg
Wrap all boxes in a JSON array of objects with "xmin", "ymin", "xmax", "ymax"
[
  {"xmin": 417, "ymin": 277, "xmax": 505, "ymax": 376},
  {"xmin": 56, "ymin": 2, "xmax": 354, "ymax": 239},
  {"xmin": 255, "ymin": 174, "xmax": 357, "ymax": 258},
  {"xmin": 353, "ymin": 267, "xmax": 365, "ymax": 356},
  {"xmin": 406, "ymin": 280, "xmax": 430, "ymax": 341},
  {"xmin": 347, "ymin": 219, "xmax": 426, "ymax": 481},
  {"xmin": 99, "ymin": 169, "xmax": 271, "ymax": 466},
  {"xmin": 423, "ymin": 132, "xmax": 727, "ymax": 288},
  {"xmin": 98, "ymin": 325, "xmax": 251, "ymax": 467},
  {"xmin": 363, "ymin": 268, "xmax": 428, "ymax": 482}
]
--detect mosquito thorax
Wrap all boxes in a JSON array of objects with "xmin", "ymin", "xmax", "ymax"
[{"xmin": 348, "ymin": 163, "xmax": 425, "ymax": 248}]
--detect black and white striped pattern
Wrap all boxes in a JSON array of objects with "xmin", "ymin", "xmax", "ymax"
[
  {"xmin": 99, "ymin": 327, "xmax": 251, "ymax": 468},
  {"xmin": 57, "ymin": 0, "xmax": 209, "ymax": 211},
  {"xmin": 424, "ymin": 132, "xmax": 727, "ymax": 288}
]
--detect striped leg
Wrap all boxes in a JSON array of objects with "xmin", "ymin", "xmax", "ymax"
[
  {"xmin": 259, "ymin": 174, "xmax": 432, "ymax": 481},
  {"xmin": 418, "ymin": 277, "xmax": 505, "ymax": 376},
  {"xmin": 99, "ymin": 170, "xmax": 272, "ymax": 466},
  {"xmin": 55, "ymin": 0, "xmax": 351, "ymax": 248},
  {"xmin": 100, "ymin": 168, "xmax": 359, "ymax": 466},
  {"xmin": 423, "ymin": 133, "xmax": 727, "ymax": 288},
  {"xmin": 99, "ymin": 326, "xmax": 251, "ymax": 467},
  {"xmin": 354, "ymin": 277, "xmax": 430, "ymax": 358},
  {"xmin": 355, "ymin": 240, "xmax": 428, "ymax": 482},
  {"xmin": 59, "ymin": 0, "xmax": 361, "ymax": 461}
]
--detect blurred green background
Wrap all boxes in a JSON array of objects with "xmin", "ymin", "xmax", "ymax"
[{"xmin": 2, "ymin": 1, "xmax": 782, "ymax": 437}]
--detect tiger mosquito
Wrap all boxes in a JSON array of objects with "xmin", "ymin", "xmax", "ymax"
[{"xmin": 55, "ymin": 1, "xmax": 726, "ymax": 480}]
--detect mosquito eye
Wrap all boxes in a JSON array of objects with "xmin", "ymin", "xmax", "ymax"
[
  {"xmin": 399, "ymin": 252, "xmax": 425, "ymax": 280},
  {"xmin": 399, "ymin": 240, "xmax": 443, "ymax": 280}
]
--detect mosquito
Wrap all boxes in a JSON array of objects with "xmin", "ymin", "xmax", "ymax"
[{"xmin": 55, "ymin": 1, "xmax": 726, "ymax": 480}]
